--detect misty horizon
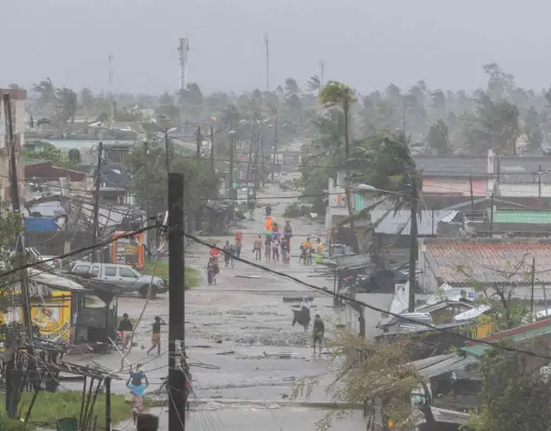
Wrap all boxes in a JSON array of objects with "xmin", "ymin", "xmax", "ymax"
[{"xmin": 3, "ymin": 0, "xmax": 551, "ymax": 95}]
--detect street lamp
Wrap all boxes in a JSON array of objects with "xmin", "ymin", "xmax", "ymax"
[{"xmin": 356, "ymin": 181, "xmax": 419, "ymax": 313}]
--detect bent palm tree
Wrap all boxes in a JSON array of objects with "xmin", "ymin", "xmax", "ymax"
[
  {"xmin": 319, "ymin": 81, "xmax": 359, "ymax": 252},
  {"xmin": 306, "ymin": 75, "xmax": 321, "ymax": 92},
  {"xmin": 32, "ymin": 78, "xmax": 55, "ymax": 113},
  {"xmin": 55, "ymin": 87, "xmax": 78, "ymax": 124}
]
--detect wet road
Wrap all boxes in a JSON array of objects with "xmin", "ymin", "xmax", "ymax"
[{"xmin": 70, "ymin": 182, "xmax": 389, "ymax": 430}]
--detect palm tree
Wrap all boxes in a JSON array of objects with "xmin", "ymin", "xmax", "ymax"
[
  {"xmin": 284, "ymin": 78, "xmax": 301, "ymax": 97},
  {"xmin": 55, "ymin": 87, "xmax": 78, "ymax": 123},
  {"xmin": 32, "ymin": 78, "xmax": 55, "ymax": 110},
  {"xmin": 305, "ymin": 75, "xmax": 321, "ymax": 92},
  {"xmin": 319, "ymin": 81, "xmax": 359, "ymax": 252}
]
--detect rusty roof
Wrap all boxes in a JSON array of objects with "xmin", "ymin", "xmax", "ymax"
[{"xmin": 423, "ymin": 238, "xmax": 551, "ymax": 286}]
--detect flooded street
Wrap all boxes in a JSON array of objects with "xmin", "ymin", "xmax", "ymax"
[{"xmin": 69, "ymin": 183, "xmax": 384, "ymax": 430}]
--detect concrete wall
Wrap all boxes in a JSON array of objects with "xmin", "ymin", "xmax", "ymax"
[
  {"xmin": 422, "ymin": 177, "xmax": 489, "ymax": 196},
  {"xmin": 344, "ymin": 301, "xmax": 361, "ymax": 336},
  {"xmin": 498, "ymin": 183, "xmax": 551, "ymax": 198},
  {"xmin": 0, "ymin": 89, "xmax": 26, "ymax": 201}
]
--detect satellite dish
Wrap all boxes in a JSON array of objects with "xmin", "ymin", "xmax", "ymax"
[{"xmin": 68, "ymin": 149, "xmax": 81, "ymax": 164}]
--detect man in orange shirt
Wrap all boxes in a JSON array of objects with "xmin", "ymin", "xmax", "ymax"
[{"xmin": 265, "ymin": 216, "xmax": 273, "ymax": 233}]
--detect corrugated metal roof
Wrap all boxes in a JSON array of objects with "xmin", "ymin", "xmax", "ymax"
[
  {"xmin": 371, "ymin": 209, "xmax": 459, "ymax": 236},
  {"xmin": 462, "ymin": 321, "xmax": 551, "ymax": 357},
  {"xmin": 334, "ymin": 254, "xmax": 373, "ymax": 270},
  {"xmin": 411, "ymin": 353, "xmax": 478, "ymax": 379},
  {"xmin": 493, "ymin": 210, "xmax": 551, "ymax": 224}
]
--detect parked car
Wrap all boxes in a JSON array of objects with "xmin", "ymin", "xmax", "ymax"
[{"xmin": 67, "ymin": 263, "xmax": 167, "ymax": 298}]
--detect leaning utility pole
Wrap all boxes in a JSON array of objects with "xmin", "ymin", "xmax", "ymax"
[
  {"xmin": 195, "ymin": 126, "xmax": 202, "ymax": 159},
  {"xmin": 319, "ymin": 59, "xmax": 325, "ymax": 86},
  {"xmin": 210, "ymin": 126, "xmax": 215, "ymax": 172},
  {"xmin": 91, "ymin": 142, "xmax": 103, "ymax": 263},
  {"xmin": 264, "ymin": 32, "xmax": 270, "ymax": 92},
  {"xmin": 143, "ymin": 139, "xmax": 151, "ymax": 247},
  {"xmin": 4, "ymin": 93, "xmax": 34, "ymax": 418},
  {"xmin": 168, "ymin": 173, "xmax": 186, "ymax": 431},
  {"xmin": 271, "ymin": 104, "xmax": 279, "ymax": 181},
  {"xmin": 407, "ymin": 176, "xmax": 419, "ymax": 312}
]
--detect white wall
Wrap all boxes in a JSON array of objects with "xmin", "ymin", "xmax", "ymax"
[{"xmin": 499, "ymin": 183, "xmax": 551, "ymax": 197}]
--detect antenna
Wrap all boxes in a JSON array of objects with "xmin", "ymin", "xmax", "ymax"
[
  {"xmin": 178, "ymin": 38, "xmax": 190, "ymax": 91},
  {"xmin": 319, "ymin": 59, "xmax": 325, "ymax": 86},
  {"xmin": 264, "ymin": 32, "xmax": 270, "ymax": 92},
  {"xmin": 108, "ymin": 53, "xmax": 113, "ymax": 95}
]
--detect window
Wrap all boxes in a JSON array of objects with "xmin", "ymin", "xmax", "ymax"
[
  {"xmin": 90, "ymin": 266, "xmax": 100, "ymax": 276},
  {"xmin": 104, "ymin": 266, "xmax": 117, "ymax": 276},
  {"xmin": 72, "ymin": 265, "xmax": 90, "ymax": 274},
  {"xmin": 119, "ymin": 267, "xmax": 137, "ymax": 278}
]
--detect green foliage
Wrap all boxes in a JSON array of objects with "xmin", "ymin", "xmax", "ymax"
[
  {"xmin": 0, "ymin": 391, "xmax": 134, "ymax": 430},
  {"xmin": 23, "ymin": 143, "xmax": 77, "ymax": 170},
  {"xmin": 473, "ymin": 349, "xmax": 551, "ymax": 431},
  {"xmin": 291, "ymin": 329, "xmax": 419, "ymax": 431},
  {"xmin": 426, "ymin": 119, "xmax": 452, "ymax": 156},
  {"xmin": 126, "ymin": 140, "xmax": 221, "ymax": 219},
  {"xmin": 55, "ymin": 87, "xmax": 78, "ymax": 124},
  {"xmin": 523, "ymin": 106, "xmax": 543, "ymax": 150}
]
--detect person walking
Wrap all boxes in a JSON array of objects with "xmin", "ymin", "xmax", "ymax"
[
  {"xmin": 118, "ymin": 313, "xmax": 133, "ymax": 352},
  {"xmin": 284, "ymin": 220, "xmax": 293, "ymax": 246},
  {"xmin": 272, "ymin": 235, "xmax": 280, "ymax": 262},
  {"xmin": 248, "ymin": 200, "xmax": 255, "ymax": 219},
  {"xmin": 147, "ymin": 316, "xmax": 165, "ymax": 356},
  {"xmin": 126, "ymin": 372, "xmax": 149, "ymax": 424},
  {"xmin": 253, "ymin": 235, "xmax": 263, "ymax": 261},
  {"xmin": 230, "ymin": 242, "xmax": 237, "ymax": 268},
  {"xmin": 222, "ymin": 241, "xmax": 232, "ymax": 268},
  {"xmin": 265, "ymin": 234, "xmax": 272, "ymax": 261},
  {"xmin": 281, "ymin": 237, "xmax": 289, "ymax": 263},
  {"xmin": 235, "ymin": 231, "xmax": 243, "ymax": 260},
  {"xmin": 207, "ymin": 257, "xmax": 215, "ymax": 284},
  {"xmin": 265, "ymin": 203, "xmax": 272, "ymax": 218},
  {"xmin": 312, "ymin": 314, "xmax": 325, "ymax": 355}
]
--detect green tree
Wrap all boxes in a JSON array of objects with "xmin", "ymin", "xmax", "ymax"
[
  {"xmin": 32, "ymin": 78, "xmax": 55, "ymax": 112},
  {"xmin": 319, "ymin": 81, "xmax": 358, "ymax": 251},
  {"xmin": 80, "ymin": 88, "xmax": 95, "ymax": 116},
  {"xmin": 55, "ymin": 87, "xmax": 78, "ymax": 123},
  {"xmin": 292, "ymin": 329, "xmax": 430, "ymax": 431},
  {"xmin": 426, "ymin": 120, "xmax": 452, "ymax": 156},
  {"xmin": 305, "ymin": 75, "xmax": 321, "ymax": 92},
  {"xmin": 284, "ymin": 77, "xmax": 301, "ymax": 97},
  {"xmin": 474, "ymin": 349, "xmax": 551, "ymax": 431},
  {"xmin": 23, "ymin": 143, "xmax": 77, "ymax": 169},
  {"xmin": 126, "ymin": 142, "xmax": 221, "ymax": 231},
  {"xmin": 156, "ymin": 92, "xmax": 179, "ymax": 122},
  {"xmin": 523, "ymin": 106, "xmax": 543, "ymax": 150}
]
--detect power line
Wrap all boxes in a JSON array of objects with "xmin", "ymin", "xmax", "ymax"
[
  {"xmin": 184, "ymin": 232, "xmax": 551, "ymax": 360},
  {"xmin": 0, "ymin": 223, "xmax": 159, "ymax": 280}
]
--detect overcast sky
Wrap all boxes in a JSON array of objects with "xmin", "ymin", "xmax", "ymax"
[{"xmin": 3, "ymin": 0, "xmax": 551, "ymax": 96}]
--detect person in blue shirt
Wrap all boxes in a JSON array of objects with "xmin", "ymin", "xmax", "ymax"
[{"xmin": 127, "ymin": 368, "xmax": 149, "ymax": 424}]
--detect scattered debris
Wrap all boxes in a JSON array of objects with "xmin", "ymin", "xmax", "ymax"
[
  {"xmin": 216, "ymin": 351, "xmax": 235, "ymax": 356},
  {"xmin": 282, "ymin": 296, "xmax": 314, "ymax": 303}
]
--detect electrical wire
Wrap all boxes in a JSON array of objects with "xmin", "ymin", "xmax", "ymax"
[{"xmin": 184, "ymin": 232, "xmax": 551, "ymax": 360}]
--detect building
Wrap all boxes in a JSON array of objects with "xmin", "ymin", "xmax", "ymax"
[
  {"xmin": 418, "ymin": 238, "xmax": 551, "ymax": 293},
  {"xmin": 495, "ymin": 156, "xmax": 551, "ymax": 198},
  {"xmin": 415, "ymin": 151, "xmax": 495, "ymax": 197},
  {"xmin": 0, "ymin": 88, "xmax": 26, "ymax": 200}
]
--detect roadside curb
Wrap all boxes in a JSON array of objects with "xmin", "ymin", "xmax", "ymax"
[{"xmin": 148, "ymin": 397, "xmax": 362, "ymax": 410}]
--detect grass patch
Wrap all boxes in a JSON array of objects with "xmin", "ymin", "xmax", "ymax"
[
  {"xmin": 142, "ymin": 261, "xmax": 201, "ymax": 288},
  {"xmin": 0, "ymin": 391, "xmax": 135, "ymax": 430}
]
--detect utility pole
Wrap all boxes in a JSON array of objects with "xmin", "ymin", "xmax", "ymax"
[
  {"xmin": 4, "ymin": 93, "xmax": 34, "ymax": 418},
  {"xmin": 402, "ymin": 101, "xmax": 407, "ymax": 135},
  {"xmin": 143, "ymin": 139, "xmax": 151, "ymax": 247},
  {"xmin": 246, "ymin": 112, "xmax": 258, "ymax": 184},
  {"xmin": 210, "ymin": 126, "xmax": 215, "ymax": 172},
  {"xmin": 538, "ymin": 165, "xmax": 542, "ymax": 199},
  {"xmin": 260, "ymin": 122, "xmax": 265, "ymax": 186},
  {"xmin": 319, "ymin": 60, "xmax": 325, "ymax": 86},
  {"xmin": 530, "ymin": 258, "xmax": 536, "ymax": 315},
  {"xmin": 264, "ymin": 32, "xmax": 270, "ymax": 92},
  {"xmin": 489, "ymin": 193, "xmax": 494, "ymax": 238},
  {"xmin": 195, "ymin": 126, "xmax": 202, "ymax": 159},
  {"xmin": 168, "ymin": 173, "xmax": 186, "ymax": 431},
  {"xmin": 164, "ymin": 132, "xmax": 171, "ymax": 174},
  {"xmin": 91, "ymin": 142, "xmax": 103, "ymax": 263},
  {"xmin": 469, "ymin": 175, "xmax": 474, "ymax": 213},
  {"xmin": 407, "ymin": 176, "xmax": 419, "ymax": 313},
  {"xmin": 271, "ymin": 104, "xmax": 279, "ymax": 181}
]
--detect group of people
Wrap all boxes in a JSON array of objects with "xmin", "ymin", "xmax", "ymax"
[{"xmin": 253, "ymin": 216, "xmax": 293, "ymax": 263}]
